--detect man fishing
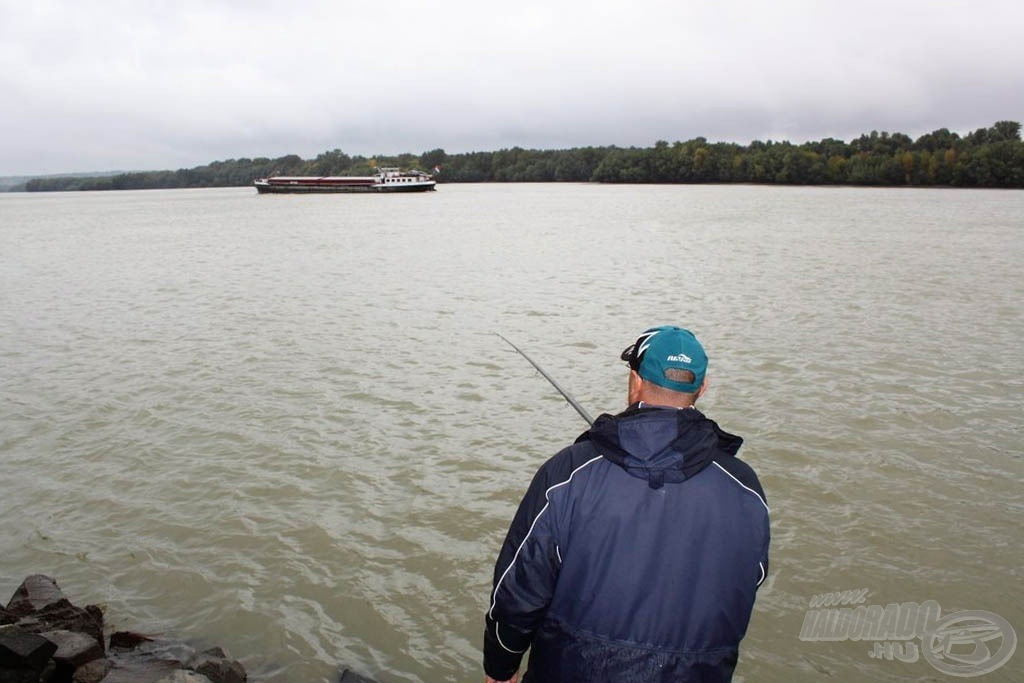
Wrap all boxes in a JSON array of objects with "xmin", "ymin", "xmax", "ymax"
[{"xmin": 484, "ymin": 326, "xmax": 770, "ymax": 683}]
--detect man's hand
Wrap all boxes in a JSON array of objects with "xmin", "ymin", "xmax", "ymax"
[{"xmin": 485, "ymin": 672, "xmax": 519, "ymax": 683}]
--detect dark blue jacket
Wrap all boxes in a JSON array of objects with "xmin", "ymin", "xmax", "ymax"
[{"xmin": 484, "ymin": 405, "xmax": 770, "ymax": 682}]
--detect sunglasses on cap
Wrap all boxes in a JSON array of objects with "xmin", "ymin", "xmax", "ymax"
[{"xmin": 620, "ymin": 340, "xmax": 645, "ymax": 372}]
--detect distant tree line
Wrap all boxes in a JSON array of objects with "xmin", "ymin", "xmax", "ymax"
[{"xmin": 22, "ymin": 121, "xmax": 1024, "ymax": 191}]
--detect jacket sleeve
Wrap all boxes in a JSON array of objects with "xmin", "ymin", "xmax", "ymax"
[
  {"xmin": 483, "ymin": 456, "xmax": 565, "ymax": 680},
  {"xmin": 756, "ymin": 511, "xmax": 770, "ymax": 590},
  {"xmin": 714, "ymin": 452, "xmax": 771, "ymax": 590},
  {"xmin": 747, "ymin": 467, "xmax": 770, "ymax": 591}
]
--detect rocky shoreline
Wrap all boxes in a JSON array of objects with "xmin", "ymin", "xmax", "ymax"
[
  {"xmin": 1, "ymin": 575, "xmax": 383, "ymax": 683},
  {"xmin": 0, "ymin": 574, "xmax": 247, "ymax": 683}
]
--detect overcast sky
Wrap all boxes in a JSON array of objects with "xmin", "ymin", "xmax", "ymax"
[{"xmin": 1, "ymin": 0, "xmax": 1022, "ymax": 176}]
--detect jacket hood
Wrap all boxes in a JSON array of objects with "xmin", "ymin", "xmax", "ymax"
[{"xmin": 580, "ymin": 404, "xmax": 743, "ymax": 489}]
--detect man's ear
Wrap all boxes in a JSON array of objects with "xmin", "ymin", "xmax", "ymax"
[
  {"xmin": 695, "ymin": 375, "xmax": 709, "ymax": 399},
  {"xmin": 628, "ymin": 370, "xmax": 644, "ymax": 404}
]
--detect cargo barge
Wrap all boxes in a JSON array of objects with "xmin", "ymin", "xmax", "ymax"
[{"xmin": 254, "ymin": 167, "xmax": 436, "ymax": 193}]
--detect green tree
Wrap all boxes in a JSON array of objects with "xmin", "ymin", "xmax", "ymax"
[
  {"xmin": 20, "ymin": 120, "xmax": 1024, "ymax": 191},
  {"xmin": 420, "ymin": 148, "xmax": 447, "ymax": 170}
]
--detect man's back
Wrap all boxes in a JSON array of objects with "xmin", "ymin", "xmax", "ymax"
[
  {"xmin": 486, "ymin": 406, "xmax": 769, "ymax": 683},
  {"xmin": 484, "ymin": 326, "xmax": 771, "ymax": 683}
]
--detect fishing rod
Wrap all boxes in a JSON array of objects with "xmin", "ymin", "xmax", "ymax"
[{"xmin": 496, "ymin": 333, "xmax": 594, "ymax": 426}]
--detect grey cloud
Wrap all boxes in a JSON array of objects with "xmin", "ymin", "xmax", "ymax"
[{"xmin": 2, "ymin": 0, "xmax": 1022, "ymax": 175}]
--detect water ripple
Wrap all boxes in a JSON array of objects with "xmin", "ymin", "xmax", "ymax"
[{"xmin": 1, "ymin": 186, "xmax": 1021, "ymax": 682}]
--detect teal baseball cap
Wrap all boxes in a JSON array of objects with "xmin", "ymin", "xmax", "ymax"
[{"xmin": 620, "ymin": 326, "xmax": 708, "ymax": 393}]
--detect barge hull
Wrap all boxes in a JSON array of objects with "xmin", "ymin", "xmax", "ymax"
[{"xmin": 254, "ymin": 169, "xmax": 436, "ymax": 194}]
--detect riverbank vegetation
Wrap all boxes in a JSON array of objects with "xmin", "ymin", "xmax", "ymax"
[{"xmin": 20, "ymin": 121, "xmax": 1023, "ymax": 191}]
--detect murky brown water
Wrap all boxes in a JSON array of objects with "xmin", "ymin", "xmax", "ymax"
[{"xmin": 1, "ymin": 184, "xmax": 1021, "ymax": 681}]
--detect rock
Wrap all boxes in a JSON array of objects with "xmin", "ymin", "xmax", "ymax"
[
  {"xmin": 98, "ymin": 656, "xmax": 183, "ymax": 683},
  {"xmin": 155, "ymin": 672, "xmax": 212, "ymax": 683},
  {"xmin": 112, "ymin": 638, "xmax": 194, "ymax": 664},
  {"xmin": 0, "ymin": 667, "xmax": 44, "ymax": 683},
  {"xmin": 2, "ymin": 576, "xmax": 247, "ymax": 683},
  {"xmin": 102, "ymin": 637, "xmax": 201, "ymax": 683},
  {"xmin": 0, "ymin": 627, "xmax": 58, "ymax": 671},
  {"xmin": 43, "ymin": 629, "xmax": 104, "ymax": 668},
  {"xmin": 72, "ymin": 658, "xmax": 109, "ymax": 683},
  {"xmin": 5, "ymin": 576, "xmax": 65, "ymax": 618},
  {"xmin": 108, "ymin": 632, "xmax": 153, "ymax": 651},
  {"xmin": 186, "ymin": 647, "xmax": 245, "ymax": 683},
  {"xmin": 14, "ymin": 600, "xmax": 104, "ymax": 653},
  {"xmin": 339, "ymin": 668, "xmax": 381, "ymax": 683}
]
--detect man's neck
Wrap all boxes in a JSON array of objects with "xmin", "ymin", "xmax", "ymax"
[{"xmin": 637, "ymin": 400, "xmax": 695, "ymax": 410}]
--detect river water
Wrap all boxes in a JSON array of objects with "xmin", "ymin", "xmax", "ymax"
[{"xmin": 1, "ymin": 184, "xmax": 1021, "ymax": 682}]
